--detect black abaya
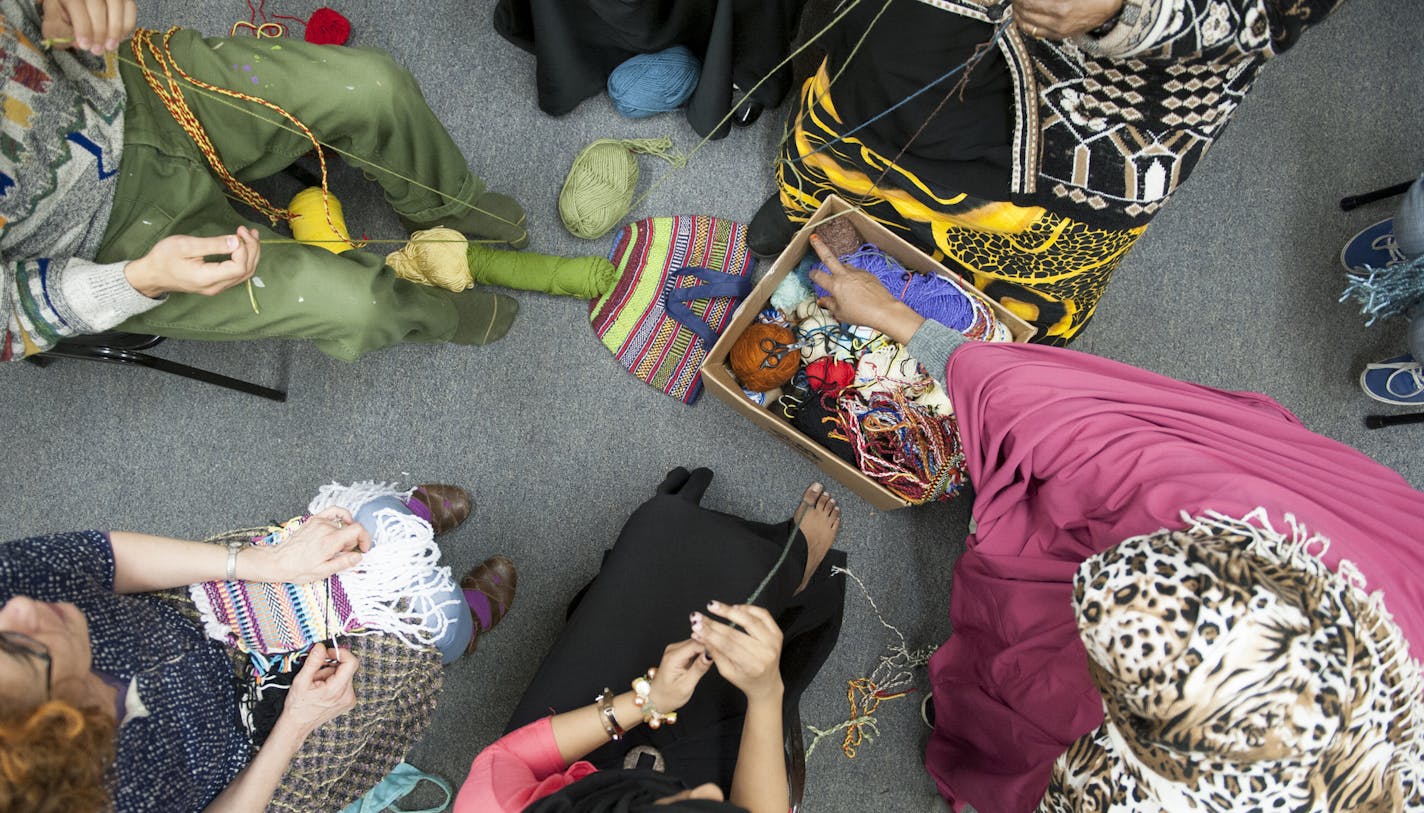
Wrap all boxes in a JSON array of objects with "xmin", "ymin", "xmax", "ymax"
[
  {"xmin": 506, "ymin": 467, "xmax": 847, "ymax": 792},
  {"xmin": 493, "ymin": 0, "xmax": 808, "ymax": 138}
]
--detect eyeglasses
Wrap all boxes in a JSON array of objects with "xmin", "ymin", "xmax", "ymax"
[{"xmin": 0, "ymin": 631, "xmax": 52, "ymax": 699}]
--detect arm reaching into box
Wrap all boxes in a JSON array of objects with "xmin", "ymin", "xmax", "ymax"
[{"xmin": 807, "ymin": 233, "xmax": 966, "ymax": 385}]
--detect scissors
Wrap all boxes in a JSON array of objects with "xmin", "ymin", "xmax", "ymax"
[{"xmin": 758, "ymin": 336, "xmax": 801, "ymax": 369}]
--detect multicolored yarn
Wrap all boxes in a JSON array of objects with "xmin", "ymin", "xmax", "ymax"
[
  {"xmin": 805, "ymin": 566, "xmax": 937, "ymax": 759},
  {"xmin": 836, "ymin": 389, "xmax": 967, "ymax": 504},
  {"xmin": 193, "ymin": 515, "xmax": 360, "ymax": 675},
  {"xmin": 130, "ymin": 28, "xmax": 351, "ymax": 248},
  {"xmin": 590, "ymin": 215, "xmax": 753, "ymax": 404},
  {"xmin": 191, "ymin": 482, "xmax": 458, "ymax": 674}
]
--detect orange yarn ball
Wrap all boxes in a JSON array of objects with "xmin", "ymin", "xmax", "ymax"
[{"xmin": 731, "ymin": 323, "xmax": 799, "ymax": 392}]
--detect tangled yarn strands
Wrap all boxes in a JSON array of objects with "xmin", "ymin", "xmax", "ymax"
[
  {"xmin": 838, "ymin": 389, "xmax": 967, "ymax": 504},
  {"xmin": 559, "ymin": 138, "xmax": 685, "ymax": 239},
  {"xmin": 805, "ymin": 566, "xmax": 938, "ymax": 759},
  {"xmin": 812, "ymin": 245, "xmax": 1008, "ymax": 340},
  {"xmin": 607, "ymin": 45, "xmax": 701, "ymax": 118}
]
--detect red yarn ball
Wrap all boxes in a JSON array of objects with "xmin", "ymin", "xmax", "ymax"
[
  {"xmin": 305, "ymin": 7, "xmax": 351, "ymax": 45},
  {"xmin": 805, "ymin": 357, "xmax": 855, "ymax": 397}
]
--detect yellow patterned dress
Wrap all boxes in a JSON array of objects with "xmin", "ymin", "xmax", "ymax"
[{"xmin": 777, "ymin": 62, "xmax": 1145, "ymax": 345}]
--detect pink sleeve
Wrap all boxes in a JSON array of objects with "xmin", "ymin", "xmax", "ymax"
[{"xmin": 453, "ymin": 717, "xmax": 599, "ymax": 813}]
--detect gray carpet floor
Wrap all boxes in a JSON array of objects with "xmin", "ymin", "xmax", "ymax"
[{"xmin": 2, "ymin": 1, "xmax": 1420, "ymax": 810}]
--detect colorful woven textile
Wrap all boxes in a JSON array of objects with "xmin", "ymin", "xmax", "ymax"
[
  {"xmin": 192, "ymin": 482, "xmax": 458, "ymax": 676},
  {"xmin": 193, "ymin": 516, "xmax": 363, "ymax": 675},
  {"xmin": 590, "ymin": 215, "xmax": 753, "ymax": 404}
]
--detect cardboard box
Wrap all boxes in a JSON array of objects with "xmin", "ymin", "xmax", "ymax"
[{"xmin": 702, "ymin": 196, "xmax": 1036, "ymax": 511}]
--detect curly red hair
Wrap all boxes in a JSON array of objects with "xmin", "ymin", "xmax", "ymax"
[{"xmin": 0, "ymin": 700, "xmax": 115, "ymax": 813}]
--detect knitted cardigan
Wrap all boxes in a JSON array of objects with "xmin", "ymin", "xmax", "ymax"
[
  {"xmin": 0, "ymin": 0, "xmax": 160, "ymax": 361},
  {"xmin": 915, "ymin": 0, "xmax": 1345, "ymax": 229}
]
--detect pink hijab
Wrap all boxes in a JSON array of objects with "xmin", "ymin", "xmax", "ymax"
[{"xmin": 926, "ymin": 342, "xmax": 1424, "ymax": 813}]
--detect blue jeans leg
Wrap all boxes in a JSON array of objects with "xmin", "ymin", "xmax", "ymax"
[{"xmin": 352, "ymin": 496, "xmax": 474, "ymax": 664}]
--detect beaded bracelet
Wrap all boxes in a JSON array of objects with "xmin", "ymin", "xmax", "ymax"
[
  {"xmin": 631, "ymin": 667, "xmax": 678, "ymax": 729},
  {"xmin": 595, "ymin": 689, "xmax": 625, "ymax": 741}
]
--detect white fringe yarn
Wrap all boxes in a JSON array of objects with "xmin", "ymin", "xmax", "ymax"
[
  {"xmin": 1154, "ymin": 507, "xmax": 1424, "ymax": 793},
  {"xmin": 306, "ymin": 481, "xmax": 460, "ymax": 649}
]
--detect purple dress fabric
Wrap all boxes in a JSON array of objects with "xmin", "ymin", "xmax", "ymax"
[{"xmin": 926, "ymin": 342, "xmax": 1424, "ymax": 813}]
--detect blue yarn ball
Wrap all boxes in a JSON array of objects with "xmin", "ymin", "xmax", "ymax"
[{"xmin": 608, "ymin": 46, "xmax": 701, "ymax": 119}]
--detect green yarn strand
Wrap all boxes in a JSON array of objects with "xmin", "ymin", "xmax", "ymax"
[
  {"xmin": 559, "ymin": 137, "xmax": 685, "ymax": 240},
  {"xmin": 1341, "ymin": 254, "xmax": 1424, "ymax": 326}
]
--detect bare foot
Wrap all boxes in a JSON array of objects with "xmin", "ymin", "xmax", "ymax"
[{"xmin": 792, "ymin": 482, "xmax": 840, "ymax": 594}]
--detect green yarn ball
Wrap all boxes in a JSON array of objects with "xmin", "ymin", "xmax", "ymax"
[
  {"xmin": 559, "ymin": 140, "xmax": 641, "ymax": 240},
  {"xmin": 558, "ymin": 137, "xmax": 684, "ymax": 240}
]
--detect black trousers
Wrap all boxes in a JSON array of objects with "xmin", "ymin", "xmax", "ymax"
[{"xmin": 506, "ymin": 468, "xmax": 847, "ymax": 791}]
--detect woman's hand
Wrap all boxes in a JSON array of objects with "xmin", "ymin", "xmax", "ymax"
[
  {"xmin": 807, "ymin": 234, "xmax": 925, "ymax": 344},
  {"xmin": 41, "ymin": 0, "xmax": 137, "ymax": 55},
  {"xmin": 277, "ymin": 643, "xmax": 359, "ymax": 738},
  {"xmin": 246, "ymin": 508, "xmax": 371, "ymax": 584},
  {"xmin": 124, "ymin": 228, "xmax": 262, "ymax": 299},
  {"xmin": 691, "ymin": 601, "xmax": 785, "ymax": 703},
  {"xmin": 649, "ymin": 638, "xmax": 715, "ymax": 713},
  {"xmin": 1013, "ymin": 0, "xmax": 1124, "ymax": 40}
]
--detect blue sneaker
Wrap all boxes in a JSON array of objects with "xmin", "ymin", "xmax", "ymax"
[
  {"xmin": 1360, "ymin": 353, "xmax": 1424, "ymax": 405},
  {"xmin": 1341, "ymin": 218, "xmax": 1403, "ymax": 271}
]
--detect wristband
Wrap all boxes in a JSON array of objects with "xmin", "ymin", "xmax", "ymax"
[
  {"xmin": 596, "ymin": 689, "xmax": 625, "ymax": 741},
  {"xmin": 631, "ymin": 667, "xmax": 678, "ymax": 729},
  {"xmin": 225, "ymin": 539, "xmax": 244, "ymax": 580}
]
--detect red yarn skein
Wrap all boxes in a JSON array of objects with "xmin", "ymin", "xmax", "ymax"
[
  {"xmin": 305, "ymin": 7, "xmax": 351, "ymax": 45},
  {"xmin": 805, "ymin": 357, "xmax": 854, "ymax": 397}
]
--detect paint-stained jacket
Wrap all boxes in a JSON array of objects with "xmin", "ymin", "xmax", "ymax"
[
  {"xmin": 916, "ymin": 0, "xmax": 1346, "ymax": 229},
  {"xmin": 0, "ymin": 0, "xmax": 156, "ymax": 361}
]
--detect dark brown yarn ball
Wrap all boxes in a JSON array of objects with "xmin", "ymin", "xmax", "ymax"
[
  {"xmin": 731, "ymin": 323, "xmax": 799, "ymax": 392},
  {"xmin": 815, "ymin": 217, "xmax": 861, "ymax": 257}
]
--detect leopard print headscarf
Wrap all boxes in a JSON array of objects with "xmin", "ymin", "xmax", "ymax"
[{"xmin": 1040, "ymin": 510, "xmax": 1424, "ymax": 813}]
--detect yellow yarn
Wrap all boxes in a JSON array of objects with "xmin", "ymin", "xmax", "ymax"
[
  {"xmin": 558, "ymin": 137, "xmax": 685, "ymax": 240},
  {"xmin": 386, "ymin": 227, "xmax": 472, "ymax": 292},
  {"xmin": 288, "ymin": 187, "xmax": 353, "ymax": 254}
]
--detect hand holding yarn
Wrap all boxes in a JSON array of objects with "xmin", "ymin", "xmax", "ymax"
[
  {"xmin": 41, "ymin": 0, "xmax": 136, "ymax": 55},
  {"xmin": 649, "ymin": 638, "xmax": 715, "ymax": 714},
  {"xmin": 281, "ymin": 643, "xmax": 359, "ymax": 737},
  {"xmin": 807, "ymin": 235, "xmax": 924, "ymax": 344},
  {"xmin": 691, "ymin": 601, "xmax": 784, "ymax": 702},
  {"xmin": 123, "ymin": 227, "xmax": 262, "ymax": 298},
  {"xmin": 247, "ymin": 508, "xmax": 372, "ymax": 584}
]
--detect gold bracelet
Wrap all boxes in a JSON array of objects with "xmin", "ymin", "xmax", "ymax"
[
  {"xmin": 631, "ymin": 667, "xmax": 677, "ymax": 729},
  {"xmin": 595, "ymin": 689, "xmax": 625, "ymax": 741}
]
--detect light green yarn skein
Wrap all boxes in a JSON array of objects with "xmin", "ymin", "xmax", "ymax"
[{"xmin": 559, "ymin": 137, "xmax": 684, "ymax": 239}]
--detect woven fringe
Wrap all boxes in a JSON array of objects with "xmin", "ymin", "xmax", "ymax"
[
  {"xmin": 1172, "ymin": 507, "xmax": 1424, "ymax": 792},
  {"xmin": 188, "ymin": 573, "xmax": 237, "ymax": 642},
  {"xmin": 307, "ymin": 481, "xmax": 459, "ymax": 650}
]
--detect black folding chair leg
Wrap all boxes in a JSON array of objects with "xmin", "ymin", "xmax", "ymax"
[
  {"xmin": 38, "ymin": 344, "xmax": 287, "ymax": 402},
  {"xmin": 132, "ymin": 352, "xmax": 287, "ymax": 402}
]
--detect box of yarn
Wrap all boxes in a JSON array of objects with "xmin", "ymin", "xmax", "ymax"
[{"xmin": 701, "ymin": 195, "xmax": 1034, "ymax": 511}]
